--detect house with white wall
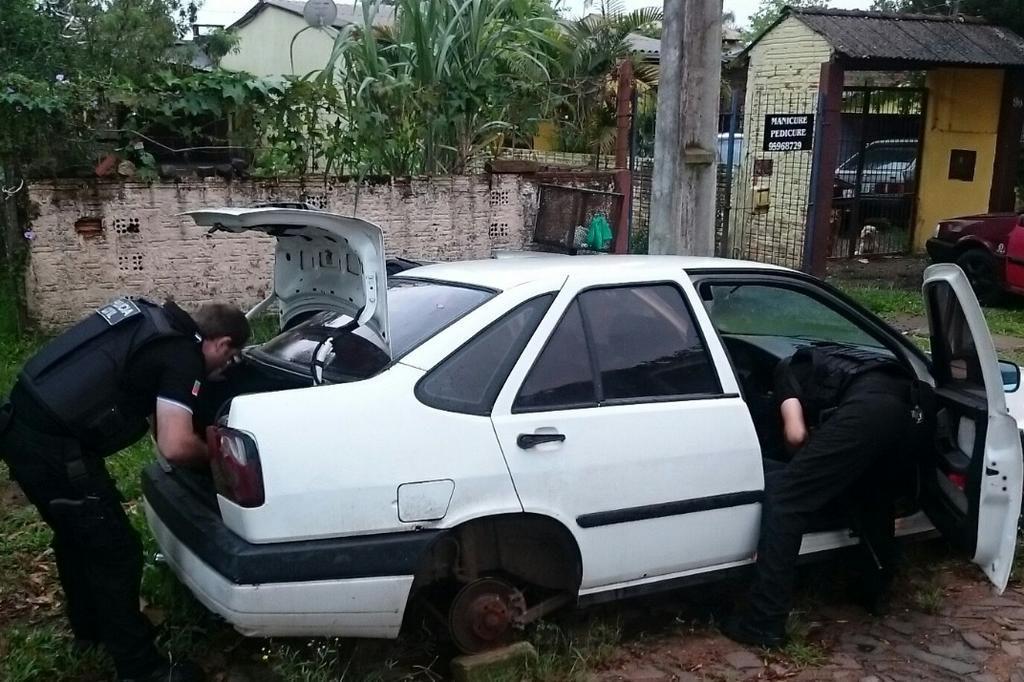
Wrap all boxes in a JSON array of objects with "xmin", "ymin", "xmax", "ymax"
[{"xmin": 219, "ymin": 0, "xmax": 394, "ymax": 77}]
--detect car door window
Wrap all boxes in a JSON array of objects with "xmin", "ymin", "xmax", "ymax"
[
  {"xmin": 578, "ymin": 285, "xmax": 720, "ymax": 401},
  {"xmin": 514, "ymin": 301, "xmax": 597, "ymax": 412},
  {"xmin": 929, "ymin": 283, "xmax": 985, "ymax": 398},
  {"xmin": 416, "ymin": 295, "xmax": 553, "ymax": 415},
  {"xmin": 515, "ymin": 284, "xmax": 720, "ymax": 412},
  {"xmin": 704, "ymin": 283, "xmax": 884, "ymax": 348}
]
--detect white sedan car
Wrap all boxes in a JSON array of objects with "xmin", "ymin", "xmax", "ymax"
[{"xmin": 144, "ymin": 208, "xmax": 1023, "ymax": 653}]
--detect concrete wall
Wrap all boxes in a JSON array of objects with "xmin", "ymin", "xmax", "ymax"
[
  {"xmin": 731, "ymin": 17, "xmax": 832, "ymax": 268},
  {"xmin": 23, "ymin": 176, "xmax": 533, "ymax": 330},
  {"xmin": 220, "ymin": 8, "xmax": 335, "ymax": 77},
  {"xmin": 915, "ymin": 68, "xmax": 1004, "ymax": 251}
]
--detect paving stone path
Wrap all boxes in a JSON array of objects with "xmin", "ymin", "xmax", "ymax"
[{"xmin": 587, "ymin": 562, "xmax": 1024, "ymax": 681}]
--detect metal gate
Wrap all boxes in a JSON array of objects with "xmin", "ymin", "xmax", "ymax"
[
  {"xmin": 721, "ymin": 88, "xmax": 819, "ymax": 268},
  {"xmin": 829, "ymin": 86, "xmax": 927, "ymax": 258},
  {"xmin": 628, "ymin": 87, "xmax": 657, "ymax": 253},
  {"xmin": 628, "ymin": 88, "xmax": 743, "ymax": 255}
]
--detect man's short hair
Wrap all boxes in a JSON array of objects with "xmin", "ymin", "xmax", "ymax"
[{"xmin": 193, "ymin": 303, "xmax": 251, "ymax": 347}]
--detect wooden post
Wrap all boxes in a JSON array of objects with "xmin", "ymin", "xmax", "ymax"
[
  {"xmin": 804, "ymin": 62, "xmax": 844, "ymax": 277},
  {"xmin": 0, "ymin": 162, "xmax": 26, "ymax": 333},
  {"xmin": 612, "ymin": 59, "xmax": 634, "ymax": 254},
  {"xmin": 989, "ymin": 68, "xmax": 1024, "ymax": 213},
  {"xmin": 649, "ymin": 0, "xmax": 722, "ymax": 256}
]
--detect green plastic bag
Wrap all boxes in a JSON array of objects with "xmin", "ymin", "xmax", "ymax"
[{"xmin": 584, "ymin": 213, "xmax": 613, "ymax": 251}]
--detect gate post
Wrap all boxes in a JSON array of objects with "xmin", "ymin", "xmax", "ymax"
[
  {"xmin": 719, "ymin": 87, "xmax": 741, "ymax": 258},
  {"xmin": 990, "ymin": 68, "xmax": 1024, "ymax": 213},
  {"xmin": 804, "ymin": 62, "xmax": 844, "ymax": 277}
]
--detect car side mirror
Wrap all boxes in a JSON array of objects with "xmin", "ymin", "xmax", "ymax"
[{"xmin": 999, "ymin": 360, "xmax": 1021, "ymax": 393}]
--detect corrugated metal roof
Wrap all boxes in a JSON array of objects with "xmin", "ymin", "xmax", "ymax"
[
  {"xmin": 790, "ymin": 8, "xmax": 1024, "ymax": 67},
  {"xmin": 626, "ymin": 33, "xmax": 660, "ymax": 57}
]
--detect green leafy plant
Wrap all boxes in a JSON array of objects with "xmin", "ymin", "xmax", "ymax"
[
  {"xmin": 322, "ymin": 0, "xmax": 558, "ymax": 176},
  {"xmin": 552, "ymin": 1, "xmax": 662, "ymax": 156}
]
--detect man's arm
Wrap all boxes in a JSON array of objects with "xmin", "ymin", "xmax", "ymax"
[
  {"xmin": 780, "ymin": 397, "xmax": 808, "ymax": 451},
  {"xmin": 155, "ymin": 400, "xmax": 208, "ymax": 466}
]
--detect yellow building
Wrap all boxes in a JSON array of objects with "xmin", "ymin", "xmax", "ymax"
[{"xmin": 731, "ymin": 8, "xmax": 1024, "ymax": 273}]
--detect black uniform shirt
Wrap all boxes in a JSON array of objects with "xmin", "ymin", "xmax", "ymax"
[{"xmin": 11, "ymin": 337, "xmax": 204, "ymax": 436}]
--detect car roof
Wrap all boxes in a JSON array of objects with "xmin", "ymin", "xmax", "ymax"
[
  {"xmin": 863, "ymin": 138, "xmax": 917, "ymax": 147},
  {"xmin": 400, "ymin": 254, "xmax": 790, "ymax": 291}
]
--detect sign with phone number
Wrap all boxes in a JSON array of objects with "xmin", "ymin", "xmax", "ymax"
[{"xmin": 763, "ymin": 114, "xmax": 815, "ymax": 152}]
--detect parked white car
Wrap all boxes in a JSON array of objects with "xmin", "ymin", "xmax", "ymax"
[{"xmin": 144, "ymin": 208, "xmax": 1023, "ymax": 653}]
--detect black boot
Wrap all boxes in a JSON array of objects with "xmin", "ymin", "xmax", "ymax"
[
  {"xmin": 120, "ymin": 659, "xmax": 204, "ymax": 682},
  {"xmin": 719, "ymin": 614, "xmax": 788, "ymax": 649}
]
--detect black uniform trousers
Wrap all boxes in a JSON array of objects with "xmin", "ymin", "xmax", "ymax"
[
  {"xmin": 1, "ymin": 418, "xmax": 163, "ymax": 679},
  {"xmin": 745, "ymin": 372, "xmax": 912, "ymax": 631}
]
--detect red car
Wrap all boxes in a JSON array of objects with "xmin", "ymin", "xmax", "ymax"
[{"xmin": 926, "ymin": 213, "xmax": 1024, "ymax": 304}]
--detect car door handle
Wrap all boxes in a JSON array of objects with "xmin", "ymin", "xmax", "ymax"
[{"xmin": 517, "ymin": 433, "xmax": 566, "ymax": 449}]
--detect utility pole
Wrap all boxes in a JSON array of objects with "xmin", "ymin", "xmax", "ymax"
[{"xmin": 648, "ymin": 0, "xmax": 723, "ymax": 256}]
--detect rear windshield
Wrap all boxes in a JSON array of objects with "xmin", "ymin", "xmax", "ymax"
[
  {"xmin": 839, "ymin": 145, "xmax": 916, "ymax": 172},
  {"xmin": 254, "ymin": 278, "xmax": 494, "ymax": 380}
]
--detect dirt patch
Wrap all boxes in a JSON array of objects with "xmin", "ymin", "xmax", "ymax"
[
  {"xmin": 828, "ymin": 257, "xmax": 929, "ymax": 291},
  {"xmin": 0, "ymin": 478, "xmax": 27, "ymax": 513}
]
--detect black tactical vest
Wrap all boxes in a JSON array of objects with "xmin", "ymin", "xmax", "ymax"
[
  {"xmin": 17, "ymin": 298, "xmax": 197, "ymax": 456},
  {"xmin": 777, "ymin": 343, "xmax": 907, "ymax": 422}
]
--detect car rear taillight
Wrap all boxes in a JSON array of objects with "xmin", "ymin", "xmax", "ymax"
[{"xmin": 207, "ymin": 426, "xmax": 265, "ymax": 507}]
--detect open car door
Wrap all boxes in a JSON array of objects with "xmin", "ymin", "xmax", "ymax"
[{"xmin": 921, "ymin": 263, "xmax": 1023, "ymax": 592}]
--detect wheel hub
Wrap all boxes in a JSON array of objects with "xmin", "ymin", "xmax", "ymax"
[{"xmin": 448, "ymin": 577, "xmax": 526, "ymax": 654}]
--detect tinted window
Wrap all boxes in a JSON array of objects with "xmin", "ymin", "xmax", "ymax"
[
  {"xmin": 929, "ymin": 283, "xmax": 985, "ymax": 398},
  {"xmin": 257, "ymin": 279, "xmax": 493, "ymax": 380},
  {"xmin": 416, "ymin": 295, "xmax": 553, "ymax": 415},
  {"xmin": 515, "ymin": 302, "xmax": 596, "ymax": 411},
  {"xmin": 515, "ymin": 285, "xmax": 722, "ymax": 411},
  {"xmin": 705, "ymin": 284, "xmax": 884, "ymax": 348},
  {"xmin": 579, "ymin": 285, "xmax": 719, "ymax": 401}
]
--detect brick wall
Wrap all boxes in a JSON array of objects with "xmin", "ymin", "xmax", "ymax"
[
  {"xmin": 730, "ymin": 17, "xmax": 833, "ymax": 268},
  {"xmin": 23, "ymin": 175, "xmax": 535, "ymax": 330}
]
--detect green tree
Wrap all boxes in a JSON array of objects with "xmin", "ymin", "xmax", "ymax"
[
  {"xmin": 554, "ymin": 1, "xmax": 662, "ymax": 154},
  {"xmin": 0, "ymin": 1, "xmax": 75, "ymax": 79},
  {"xmin": 61, "ymin": 0, "xmax": 196, "ymax": 81},
  {"xmin": 2, "ymin": 1, "xmax": 199, "ymax": 82},
  {"xmin": 745, "ymin": 0, "xmax": 829, "ymax": 41},
  {"xmin": 0, "ymin": 1, "xmax": 262, "ymax": 176}
]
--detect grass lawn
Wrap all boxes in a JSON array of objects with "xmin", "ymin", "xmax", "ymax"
[{"xmin": 1, "ymin": 283, "xmax": 1023, "ymax": 681}]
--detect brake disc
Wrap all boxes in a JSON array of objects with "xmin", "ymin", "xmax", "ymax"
[{"xmin": 447, "ymin": 576, "xmax": 527, "ymax": 654}]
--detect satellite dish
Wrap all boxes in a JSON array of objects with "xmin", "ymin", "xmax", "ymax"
[{"xmin": 303, "ymin": 0, "xmax": 338, "ymax": 28}]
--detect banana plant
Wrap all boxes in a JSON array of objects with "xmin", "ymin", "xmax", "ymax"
[{"xmin": 322, "ymin": 0, "xmax": 558, "ymax": 175}]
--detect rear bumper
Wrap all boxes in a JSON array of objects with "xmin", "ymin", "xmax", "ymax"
[
  {"xmin": 145, "ymin": 503, "xmax": 413, "ymax": 637},
  {"xmin": 141, "ymin": 464, "xmax": 439, "ymax": 638}
]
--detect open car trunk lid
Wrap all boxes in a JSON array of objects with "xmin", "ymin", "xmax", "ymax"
[{"xmin": 186, "ymin": 207, "xmax": 390, "ymax": 356}]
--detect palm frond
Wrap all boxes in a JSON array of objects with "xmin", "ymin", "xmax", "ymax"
[{"xmin": 615, "ymin": 6, "xmax": 663, "ymax": 32}]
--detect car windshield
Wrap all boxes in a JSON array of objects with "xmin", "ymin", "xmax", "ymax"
[
  {"xmin": 839, "ymin": 144, "xmax": 916, "ymax": 172},
  {"xmin": 255, "ymin": 278, "xmax": 494, "ymax": 380}
]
